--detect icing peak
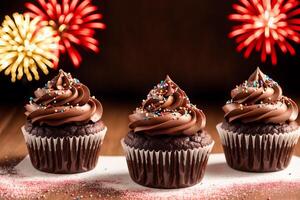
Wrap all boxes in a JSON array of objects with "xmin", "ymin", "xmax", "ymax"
[
  {"xmin": 129, "ymin": 76, "xmax": 206, "ymax": 136},
  {"xmin": 25, "ymin": 70, "xmax": 103, "ymax": 126},
  {"xmin": 223, "ymin": 67, "xmax": 298, "ymax": 124}
]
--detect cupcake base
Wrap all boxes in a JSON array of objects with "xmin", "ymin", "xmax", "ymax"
[
  {"xmin": 217, "ymin": 123, "xmax": 300, "ymax": 172},
  {"xmin": 121, "ymin": 139, "xmax": 214, "ymax": 188},
  {"xmin": 22, "ymin": 126, "xmax": 107, "ymax": 174}
]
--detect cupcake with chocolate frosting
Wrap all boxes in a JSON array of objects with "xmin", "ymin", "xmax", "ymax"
[
  {"xmin": 122, "ymin": 76, "xmax": 214, "ymax": 188},
  {"xmin": 217, "ymin": 67, "xmax": 300, "ymax": 172},
  {"xmin": 22, "ymin": 70, "xmax": 107, "ymax": 173}
]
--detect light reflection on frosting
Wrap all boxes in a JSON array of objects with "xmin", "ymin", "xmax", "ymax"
[
  {"xmin": 129, "ymin": 76, "xmax": 206, "ymax": 136},
  {"xmin": 25, "ymin": 70, "xmax": 103, "ymax": 126},
  {"xmin": 223, "ymin": 67, "xmax": 298, "ymax": 124}
]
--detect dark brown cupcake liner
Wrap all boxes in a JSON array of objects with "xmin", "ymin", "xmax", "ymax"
[
  {"xmin": 22, "ymin": 126, "xmax": 107, "ymax": 174},
  {"xmin": 121, "ymin": 139, "xmax": 214, "ymax": 189},
  {"xmin": 216, "ymin": 123, "xmax": 300, "ymax": 172}
]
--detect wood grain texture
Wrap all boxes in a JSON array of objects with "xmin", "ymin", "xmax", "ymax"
[
  {"xmin": 0, "ymin": 103, "xmax": 221, "ymax": 162},
  {"xmin": 0, "ymin": 102, "xmax": 299, "ymax": 162},
  {"xmin": 0, "ymin": 103, "xmax": 300, "ymax": 199}
]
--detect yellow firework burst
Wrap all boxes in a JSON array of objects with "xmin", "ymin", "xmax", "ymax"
[{"xmin": 0, "ymin": 13, "xmax": 59, "ymax": 82}]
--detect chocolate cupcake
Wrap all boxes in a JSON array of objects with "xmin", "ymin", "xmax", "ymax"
[
  {"xmin": 122, "ymin": 76, "xmax": 214, "ymax": 188},
  {"xmin": 217, "ymin": 67, "xmax": 300, "ymax": 172},
  {"xmin": 22, "ymin": 70, "xmax": 107, "ymax": 173}
]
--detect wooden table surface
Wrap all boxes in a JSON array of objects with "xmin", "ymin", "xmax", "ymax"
[{"xmin": 1, "ymin": 102, "xmax": 300, "ymax": 199}]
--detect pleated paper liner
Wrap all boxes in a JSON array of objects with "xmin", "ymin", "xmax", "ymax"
[
  {"xmin": 22, "ymin": 126, "xmax": 107, "ymax": 174},
  {"xmin": 216, "ymin": 123, "xmax": 300, "ymax": 172},
  {"xmin": 121, "ymin": 139, "xmax": 214, "ymax": 189}
]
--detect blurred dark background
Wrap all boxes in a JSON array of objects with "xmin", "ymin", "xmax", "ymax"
[{"xmin": 1, "ymin": 0, "xmax": 300, "ymax": 106}]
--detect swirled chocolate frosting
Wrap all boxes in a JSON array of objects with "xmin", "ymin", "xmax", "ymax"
[
  {"xmin": 223, "ymin": 67, "xmax": 298, "ymax": 124},
  {"xmin": 129, "ymin": 76, "xmax": 206, "ymax": 136},
  {"xmin": 25, "ymin": 70, "xmax": 103, "ymax": 126}
]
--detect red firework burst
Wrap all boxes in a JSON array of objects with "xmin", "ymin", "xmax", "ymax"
[
  {"xmin": 26, "ymin": 0, "xmax": 106, "ymax": 67},
  {"xmin": 228, "ymin": 0, "xmax": 300, "ymax": 65}
]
